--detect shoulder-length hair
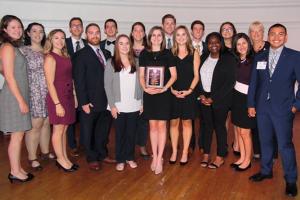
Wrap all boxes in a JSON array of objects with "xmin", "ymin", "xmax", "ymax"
[
  {"xmin": 232, "ymin": 32, "xmax": 253, "ymax": 60},
  {"xmin": 146, "ymin": 26, "xmax": 166, "ymax": 51},
  {"xmin": 130, "ymin": 22, "xmax": 147, "ymax": 48},
  {"xmin": 112, "ymin": 34, "xmax": 136, "ymax": 73},
  {"xmin": 24, "ymin": 22, "xmax": 46, "ymax": 47},
  {"xmin": 171, "ymin": 25, "xmax": 194, "ymax": 56},
  {"xmin": 44, "ymin": 29, "xmax": 69, "ymax": 58},
  {"xmin": 0, "ymin": 15, "xmax": 24, "ymax": 47}
]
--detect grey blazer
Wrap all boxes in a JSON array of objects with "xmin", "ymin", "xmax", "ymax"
[{"xmin": 104, "ymin": 58, "xmax": 143, "ymax": 109}]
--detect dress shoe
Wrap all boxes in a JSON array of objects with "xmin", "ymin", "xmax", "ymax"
[
  {"xmin": 103, "ymin": 157, "xmax": 117, "ymax": 164},
  {"xmin": 126, "ymin": 160, "xmax": 138, "ymax": 169},
  {"xmin": 236, "ymin": 163, "xmax": 251, "ymax": 172},
  {"xmin": 70, "ymin": 148, "xmax": 79, "ymax": 157},
  {"xmin": 28, "ymin": 159, "xmax": 43, "ymax": 171},
  {"xmin": 249, "ymin": 172, "xmax": 273, "ymax": 182},
  {"xmin": 8, "ymin": 173, "xmax": 33, "ymax": 183},
  {"xmin": 116, "ymin": 163, "xmax": 125, "ymax": 171},
  {"xmin": 286, "ymin": 182, "xmax": 298, "ymax": 197},
  {"xmin": 72, "ymin": 163, "xmax": 80, "ymax": 170},
  {"xmin": 88, "ymin": 162, "xmax": 100, "ymax": 171},
  {"xmin": 56, "ymin": 161, "xmax": 77, "ymax": 172},
  {"xmin": 230, "ymin": 163, "xmax": 240, "ymax": 169}
]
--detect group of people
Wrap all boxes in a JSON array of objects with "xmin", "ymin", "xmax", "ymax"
[{"xmin": 0, "ymin": 13, "xmax": 299, "ymax": 197}]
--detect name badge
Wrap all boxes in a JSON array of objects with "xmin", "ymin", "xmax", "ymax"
[{"xmin": 257, "ymin": 61, "xmax": 267, "ymax": 70}]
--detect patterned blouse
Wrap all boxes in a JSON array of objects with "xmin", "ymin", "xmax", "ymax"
[{"xmin": 20, "ymin": 46, "xmax": 48, "ymax": 118}]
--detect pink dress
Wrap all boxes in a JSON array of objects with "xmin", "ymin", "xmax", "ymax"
[{"xmin": 46, "ymin": 52, "xmax": 75, "ymax": 125}]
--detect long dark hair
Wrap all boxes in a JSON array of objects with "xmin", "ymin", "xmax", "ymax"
[
  {"xmin": 0, "ymin": 15, "xmax": 24, "ymax": 47},
  {"xmin": 112, "ymin": 34, "xmax": 136, "ymax": 73},
  {"xmin": 232, "ymin": 33, "xmax": 253, "ymax": 60},
  {"xmin": 130, "ymin": 22, "xmax": 147, "ymax": 48},
  {"xmin": 24, "ymin": 22, "xmax": 46, "ymax": 46}
]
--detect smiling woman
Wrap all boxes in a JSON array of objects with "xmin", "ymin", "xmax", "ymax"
[{"xmin": 0, "ymin": 15, "xmax": 33, "ymax": 183}]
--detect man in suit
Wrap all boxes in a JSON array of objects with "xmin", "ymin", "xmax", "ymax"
[
  {"xmin": 189, "ymin": 20, "xmax": 208, "ymax": 153},
  {"xmin": 248, "ymin": 23, "xmax": 300, "ymax": 197},
  {"xmin": 65, "ymin": 17, "xmax": 87, "ymax": 157},
  {"xmin": 73, "ymin": 23, "xmax": 114, "ymax": 171},
  {"xmin": 162, "ymin": 14, "xmax": 176, "ymax": 49},
  {"xmin": 100, "ymin": 18, "xmax": 118, "ymax": 56}
]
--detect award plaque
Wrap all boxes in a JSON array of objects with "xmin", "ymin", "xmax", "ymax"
[{"xmin": 145, "ymin": 66, "xmax": 164, "ymax": 88}]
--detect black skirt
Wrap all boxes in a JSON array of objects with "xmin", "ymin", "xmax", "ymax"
[{"xmin": 231, "ymin": 89, "xmax": 256, "ymax": 129}]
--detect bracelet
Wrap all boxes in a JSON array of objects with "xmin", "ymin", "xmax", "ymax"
[
  {"xmin": 55, "ymin": 102, "xmax": 60, "ymax": 105},
  {"xmin": 189, "ymin": 87, "xmax": 194, "ymax": 91}
]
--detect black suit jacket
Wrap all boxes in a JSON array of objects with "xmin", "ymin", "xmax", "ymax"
[
  {"xmin": 100, "ymin": 39, "xmax": 106, "ymax": 51},
  {"xmin": 65, "ymin": 37, "xmax": 87, "ymax": 58},
  {"xmin": 73, "ymin": 45, "xmax": 111, "ymax": 112},
  {"xmin": 199, "ymin": 51, "xmax": 238, "ymax": 108}
]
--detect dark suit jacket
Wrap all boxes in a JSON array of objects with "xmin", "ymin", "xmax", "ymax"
[
  {"xmin": 65, "ymin": 37, "xmax": 87, "ymax": 58},
  {"xmin": 100, "ymin": 39, "xmax": 106, "ymax": 51},
  {"xmin": 248, "ymin": 47, "xmax": 300, "ymax": 116},
  {"xmin": 198, "ymin": 52, "xmax": 237, "ymax": 108},
  {"xmin": 73, "ymin": 45, "xmax": 111, "ymax": 112}
]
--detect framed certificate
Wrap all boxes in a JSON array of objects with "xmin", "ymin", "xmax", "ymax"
[{"xmin": 145, "ymin": 66, "xmax": 164, "ymax": 88}]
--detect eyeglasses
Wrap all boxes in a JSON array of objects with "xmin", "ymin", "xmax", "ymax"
[{"xmin": 222, "ymin": 28, "xmax": 233, "ymax": 33}]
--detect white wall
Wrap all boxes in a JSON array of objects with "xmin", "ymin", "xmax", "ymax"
[{"xmin": 0, "ymin": 0, "xmax": 299, "ymax": 49}]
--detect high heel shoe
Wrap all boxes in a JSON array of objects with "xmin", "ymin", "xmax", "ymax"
[
  {"xmin": 8, "ymin": 173, "xmax": 33, "ymax": 183},
  {"xmin": 236, "ymin": 163, "xmax": 251, "ymax": 171},
  {"xmin": 169, "ymin": 153, "xmax": 177, "ymax": 164},
  {"xmin": 55, "ymin": 161, "xmax": 76, "ymax": 172},
  {"xmin": 232, "ymin": 143, "xmax": 240, "ymax": 156},
  {"xmin": 230, "ymin": 162, "xmax": 241, "ymax": 169},
  {"xmin": 72, "ymin": 163, "xmax": 80, "ymax": 170}
]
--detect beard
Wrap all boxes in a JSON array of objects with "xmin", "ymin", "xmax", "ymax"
[{"xmin": 87, "ymin": 37, "xmax": 100, "ymax": 46}]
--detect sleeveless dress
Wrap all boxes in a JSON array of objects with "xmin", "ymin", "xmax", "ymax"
[
  {"xmin": 0, "ymin": 47, "xmax": 32, "ymax": 134},
  {"xmin": 20, "ymin": 46, "xmax": 48, "ymax": 118},
  {"xmin": 171, "ymin": 54, "xmax": 198, "ymax": 119},
  {"xmin": 46, "ymin": 52, "xmax": 75, "ymax": 125}
]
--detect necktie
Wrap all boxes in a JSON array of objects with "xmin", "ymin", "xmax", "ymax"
[
  {"xmin": 167, "ymin": 38, "xmax": 172, "ymax": 49},
  {"xmin": 269, "ymin": 51, "xmax": 278, "ymax": 77},
  {"xmin": 75, "ymin": 41, "xmax": 80, "ymax": 52},
  {"xmin": 106, "ymin": 40, "xmax": 115, "ymax": 46},
  {"xmin": 96, "ymin": 48, "xmax": 105, "ymax": 67}
]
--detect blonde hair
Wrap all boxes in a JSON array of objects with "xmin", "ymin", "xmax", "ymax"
[
  {"xmin": 249, "ymin": 21, "xmax": 265, "ymax": 34},
  {"xmin": 44, "ymin": 29, "xmax": 69, "ymax": 57},
  {"xmin": 171, "ymin": 25, "xmax": 194, "ymax": 56}
]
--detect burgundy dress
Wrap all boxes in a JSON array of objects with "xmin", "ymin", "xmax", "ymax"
[{"xmin": 46, "ymin": 52, "xmax": 75, "ymax": 125}]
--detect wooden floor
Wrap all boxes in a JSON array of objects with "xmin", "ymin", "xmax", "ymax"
[{"xmin": 1, "ymin": 115, "xmax": 300, "ymax": 200}]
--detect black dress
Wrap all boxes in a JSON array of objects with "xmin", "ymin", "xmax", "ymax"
[
  {"xmin": 171, "ymin": 54, "xmax": 198, "ymax": 120},
  {"xmin": 139, "ymin": 49, "xmax": 176, "ymax": 120}
]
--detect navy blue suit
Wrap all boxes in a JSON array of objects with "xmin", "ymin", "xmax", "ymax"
[
  {"xmin": 248, "ymin": 46, "xmax": 300, "ymax": 183},
  {"xmin": 65, "ymin": 37, "xmax": 87, "ymax": 150}
]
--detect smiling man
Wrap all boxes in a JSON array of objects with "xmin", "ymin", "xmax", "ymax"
[{"xmin": 248, "ymin": 23, "xmax": 300, "ymax": 197}]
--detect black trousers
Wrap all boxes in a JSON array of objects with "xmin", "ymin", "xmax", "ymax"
[
  {"xmin": 80, "ymin": 110, "xmax": 112, "ymax": 163},
  {"xmin": 115, "ymin": 111, "xmax": 139, "ymax": 163},
  {"xmin": 67, "ymin": 109, "xmax": 83, "ymax": 149},
  {"xmin": 201, "ymin": 103, "xmax": 229, "ymax": 157},
  {"xmin": 136, "ymin": 113, "xmax": 149, "ymax": 147}
]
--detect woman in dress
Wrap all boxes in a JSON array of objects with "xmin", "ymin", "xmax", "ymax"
[
  {"xmin": 21, "ymin": 22, "xmax": 55, "ymax": 171},
  {"xmin": 139, "ymin": 26, "xmax": 177, "ymax": 174},
  {"xmin": 105, "ymin": 34, "xmax": 143, "ymax": 171},
  {"xmin": 130, "ymin": 22, "xmax": 150, "ymax": 159},
  {"xmin": 0, "ymin": 15, "xmax": 33, "ymax": 183},
  {"xmin": 44, "ymin": 29, "xmax": 77, "ymax": 172},
  {"xmin": 169, "ymin": 25, "xmax": 200, "ymax": 165},
  {"xmin": 230, "ymin": 33, "xmax": 256, "ymax": 171},
  {"xmin": 199, "ymin": 32, "xmax": 236, "ymax": 169}
]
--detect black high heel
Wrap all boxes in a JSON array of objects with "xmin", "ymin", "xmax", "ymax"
[
  {"xmin": 55, "ymin": 161, "xmax": 76, "ymax": 172},
  {"xmin": 235, "ymin": 163, "xmax": 251, "ymax": 171},
  {"xmin": 8, "ymin": 173, "xmax": 33, "ymax": 183},
  {"xmin": 72, "ymin": 163, "xmax": 80, "ymax": 170}
]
